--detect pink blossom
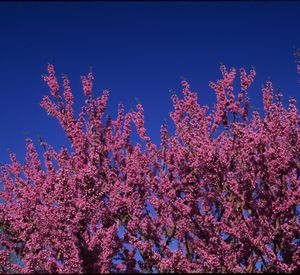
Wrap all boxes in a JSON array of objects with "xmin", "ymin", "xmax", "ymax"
[{"xmin": 0, "ymin": 64, "xmax": 299, "ymax": 273}]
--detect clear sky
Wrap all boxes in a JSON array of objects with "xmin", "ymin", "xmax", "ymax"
[{"xmin": 0, "ymin": 1, "xmax": 299, "ymax": 164}]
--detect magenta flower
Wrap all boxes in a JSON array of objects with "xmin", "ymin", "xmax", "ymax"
[{"xmin": 0, "ymin": 63, "xmax": 299, "ymax": 273}]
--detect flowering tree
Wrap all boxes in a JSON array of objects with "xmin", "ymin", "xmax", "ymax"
[{"xmin": 0, "ymin": 63, "xmax": 299, "ymax": 273}]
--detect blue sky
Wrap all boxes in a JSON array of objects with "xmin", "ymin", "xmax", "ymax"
[{"xmin": 0, "ymin": 1, "xmax": 300, "ymax": 164}]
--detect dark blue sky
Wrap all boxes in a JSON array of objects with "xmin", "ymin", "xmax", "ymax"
[{"xmin": 0, "ymin": 1, "xmax": 300, "ymax": 164}]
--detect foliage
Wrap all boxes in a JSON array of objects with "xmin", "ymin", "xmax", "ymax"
[{"xmin": 0, "ymin": 64, "xmax": 299, "ymax": 273}]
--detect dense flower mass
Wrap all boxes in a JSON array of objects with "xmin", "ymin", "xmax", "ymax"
[{"xmin": 0, "ymin": 63, "xmax": 299, "ymax": 273}]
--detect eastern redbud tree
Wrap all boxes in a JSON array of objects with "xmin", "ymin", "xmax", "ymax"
[{"xmin": 0, "ymin": 63, "xmax": 299, "ymax": 273}]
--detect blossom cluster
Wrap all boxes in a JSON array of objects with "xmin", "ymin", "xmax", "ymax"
[{"xmin": 0, "ymin": 64, "xmax": 299, "ymax": 273}]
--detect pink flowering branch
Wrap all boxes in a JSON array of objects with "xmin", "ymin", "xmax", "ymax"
[{"xmin": 0, "ymin": 63, "xmax": 299, "ymax": 273}]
